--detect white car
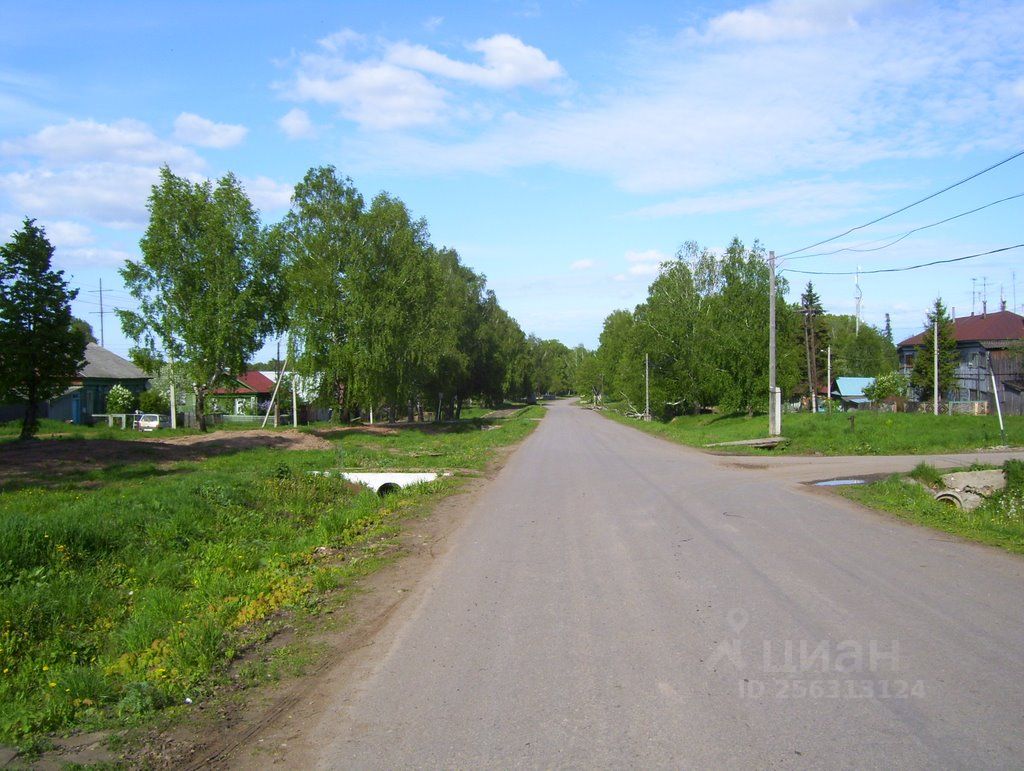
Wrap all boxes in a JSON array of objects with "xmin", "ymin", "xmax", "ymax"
[{"xmin": 137, "ymin": 413, "xmax": 161, "ymax": 431}]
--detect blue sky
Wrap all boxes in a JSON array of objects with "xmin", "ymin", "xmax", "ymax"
[{"xmin": 2, "ymin": 0, "xmax": 1023, "ymax": 361}]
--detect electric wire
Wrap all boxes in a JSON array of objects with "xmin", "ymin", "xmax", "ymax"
[
  {"xmin": 785, "ymin": 191, "xmax": 1024, "ymax": 261},
  {"xmin": 782, "ymin": 244, "xmax": 1024, "ymax": 276},
  {"xmin": 776, "ymin": 149, "xmax": 1024, "ymax": 259}
]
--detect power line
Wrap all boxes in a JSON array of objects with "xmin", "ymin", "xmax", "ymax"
[
  {"xmin": 782, "ymin": 244, "xmax": 1024, "ymax": 276},
  {"xmin": 777, "ymin": 149, "xmax": 1024, "ymax": 259},
  {"xmin": 786, "ymin": 191, "xmax": 1024, "ymax": 261}
]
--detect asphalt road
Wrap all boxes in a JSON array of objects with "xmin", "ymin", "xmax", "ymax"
[{"xmin": 308, "ymin": 400, "xmax": 1024, "ymax": 768}]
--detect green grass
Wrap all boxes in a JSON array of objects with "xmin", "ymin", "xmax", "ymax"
[
  {"xmin": 0, "ymin": 406, "xmax": 544, "ymax": 750},
  {"xmin": 908, "ymin": 462, "xmax": 944, "ymax": 488},
  {"xmin": 838, "ymin": 465, "xmax": 1024, "ymax": 554},
  {"xmin": 326, "ymin": 407, "xmax": 544, "ymax": 472},
  {"xmin": 596, "ymin": 404, "xmax": 1024, "ymax": 455}
]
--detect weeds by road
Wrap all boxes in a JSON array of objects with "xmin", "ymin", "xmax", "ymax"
[
  {"xmin": 0, "ymin": 406, "xmax": 543, "ymax": 756},
  {"xmin": 593, "ymin": 404, "xmax": 1023, "ymax": 455},
  {"xmin": 837, "ymin": 460, "xmax": 1024, "ymax": 554}
]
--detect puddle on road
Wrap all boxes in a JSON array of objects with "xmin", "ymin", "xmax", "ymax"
[{"xmin": 813, "ymin": 478, "xmax": 866, "ymax": 487}]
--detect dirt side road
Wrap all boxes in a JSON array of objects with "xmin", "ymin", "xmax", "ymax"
[{"xmin": 233, "ymin": 399, "xmax": 1024, "ymax": 768}]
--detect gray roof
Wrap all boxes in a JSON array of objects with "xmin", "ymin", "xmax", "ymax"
[{"xmin": 80, "ymin": 343, "xmax": 148, "ymax": 380}]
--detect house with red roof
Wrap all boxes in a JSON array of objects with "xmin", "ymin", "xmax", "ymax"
[
  {"xmin": 897, "ymin": 309, "xmax": 1024, "ymax": 413},
  {"xmin": 209, "ymin": 370, "xmax": 278, "ymax": 415}
]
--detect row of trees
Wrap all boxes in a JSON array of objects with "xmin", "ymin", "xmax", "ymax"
[
  {"xmin": 579, "ymin": 239, "xmax": 901, "ymax": 419},
  {"xmin": 118, "ymin": 166, "xmax": 570, "ymax": 430}
]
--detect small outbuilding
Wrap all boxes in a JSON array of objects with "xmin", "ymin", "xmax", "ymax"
[{"xmin": 831, "ymin": 377, "xmax": 875, "ymax": 410}]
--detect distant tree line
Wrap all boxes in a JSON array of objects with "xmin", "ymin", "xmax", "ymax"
[{"xmin": 576, "ymin": 238, "xmax": 899, "ymax": 420}]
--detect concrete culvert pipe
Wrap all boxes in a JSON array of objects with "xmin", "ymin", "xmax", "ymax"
[
  {"xmin": 934, "ymin": 491, "xmax": 964, "ymax": 509},
  {"xmin": 377, "ymin": 482, "xmax": 401, "ymax": 496}
]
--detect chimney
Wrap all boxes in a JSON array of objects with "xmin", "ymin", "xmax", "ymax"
[{"xmin": 1001, "ymin": 298, "xmax": 1007, "ymax": 312}]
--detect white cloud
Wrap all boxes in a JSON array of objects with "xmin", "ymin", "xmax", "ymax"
[
  {"xmin": 620, "ymin": 249, "xmax": 667, "ymax": 279},
  {"xmin": 279, "ymin": 30, "xmax": 564, "ymax": 130},
  {"xmin": 58, "ymin": 246, "xmax": 133, "ymax": 268},
  {"xmin": 318, "ymin": 28, "xmax": 364, "ymax": 52},
  {"xmin": 278, "ymin": 107, "xmax": 315, "ymax": 139},
  {"xmin": 173, "ymin": 112, "xmax": 248, "ymax": 148},
  {"xmin": 570, "ymin": 258, "xmax": 595, "ymax": 270},
  {"xmin": 630, "ymin": 179, "xmax": 903, "ymax": 224},
  {"xmin": 628, "ymin": 262, "xmax": 660, "ymax": 277},
  {"xmin": 336, "ymin": 5, "xmax": 1024, "ymax": 199},
  {"xmin": 387, "ymin": 34, "xmax": 564, "ymax": 88},
  {"xmin": 2, "ymin": 118, "xmax": 201, "ymax": 166},
  {"xmin": 45, "ymin": 220, "xmax": 94, "ymax": 248},
  {"xmin": 423, "ymin": 16, "xmax": 444, "ymax": 32},
  {"xmin": 242, "ymin": 175, "xmax": 293, "ymax": 213},
  {"xmin": 292, "ymin": 63, "xmax": 447, "ymax": 130},
  {"xmin": 625, "ymin": 249, "xmax": 666, "ymax": 263},
  {"xmin": 703, "ymin": 0, "xmax": 867, "ymax": 42},
  {"xmin": 0, "ymin": 163, "xmax": 161, "ymax": 228}
]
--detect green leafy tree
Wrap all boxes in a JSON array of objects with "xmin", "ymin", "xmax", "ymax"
[
  {"xmin": 138, "ymin": 388, "xmax": 170, "ymax": 414},
  {"xmin": 597, "ymin": 309, "xmax": 635, "ymax": 399},
  {"xmin": 594, "ymin": 238, "xmax": 801, "ymax": 419},
  {"xmin": 712, "ymin": 238, "xmax": 798, "ymax": 414},
  {"xmin": 0, "ymin": 219, "xmax": 88, "ymax": 439},
  {"xmin": 910, "ymin": 298, "xmax": 958, "ymax": 402},
  {"xmin": 281, "ymin": 166, "xmax": 365, "ymax": 420},
  {"xmin": 72, "ymin": 316, "xmax": 98, "ymax": 344},
  {"xmin": 421, "ymin": 249, "xmax": 480, "ymax": 419},
  {"xmin": 573, "ymin": 347, "xmax": 603, "ymax": 400},
  {"xmin": 118, "ymin": 166, "xmax": 284, "ymax": 431},
  {"xmin": 823, "ymin": 315, "xmax": 897, "ymax": 377},
  {"xmin": 470, "ymin": 293, "xmax": 527, "ymax": 406},
  {"xmin": 863, "ymin": 371, "xmax": 909, "ymax": 403},
  {"xmin": 347, "ymin": 193, "xmax": 438, "ymax": 416}
]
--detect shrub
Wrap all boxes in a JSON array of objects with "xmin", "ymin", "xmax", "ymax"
[
  {"xmin": 864, "ymin": 371, "xmax": 909, "ymax": 403},
  {"xmin": 105, "ymin": 384, "xmax": 136, "ymax": 414},
  {"xmin": 138, "ymin": 389, "xmax": 170, "ymax": 415}
]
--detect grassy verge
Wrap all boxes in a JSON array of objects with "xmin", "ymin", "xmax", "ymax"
[
  {"xmin": 836, "ymin": 461, "xmax": 1024, "ymax": 554},
  {"xmin": 0, "ymin": 406, "xmax": 543, "ymax": 753},
  {"xmin": 592, "ymin": 403, "xmax": 1023, "ymax": 455}
]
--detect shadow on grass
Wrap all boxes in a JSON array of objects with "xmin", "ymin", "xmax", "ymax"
[
  {"xmin": 0, "ymin": 432, "xmax": 325, "ymax": 493},
  {"xmin": 0, "ymin": 462, "xmax": 190, "ymax": 494},
  {"xmin": 312, "ymin": 418, "xmax": 491, "ymax": 441}
]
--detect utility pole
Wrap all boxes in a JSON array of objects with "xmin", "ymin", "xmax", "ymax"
[
  {"xmin": 644, "ymin": 353, "xmax": 651, "ymax": 421},
  {"xmin": 854, "ymin": 268, "xmax": 862, "ymax": 336},
  {"xmin": 89, "ymin": 278, "xmax": 107, "ymax": 347},
  {"xmin": 826, "ymin": 345, "xmax": 831, "ymax": 412},
  {"xmin": 768, "ymin": 251, "xmax": 781, "ymax": 436},
  {"xmin": 933, "ymin": 317, "xmax": 939, "ymax": 416},
  {"xmin": 169, "ymin": 357, "xmax": 177, "ymax": 430},
  {"xmin": 292, "ymin": 374, "xmax": 298, "ymax": 427}
]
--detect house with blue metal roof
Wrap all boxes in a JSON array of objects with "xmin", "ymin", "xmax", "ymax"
[{"xmin": 831, "ymin": 377, "xmax": 875, "ymax": 409}]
